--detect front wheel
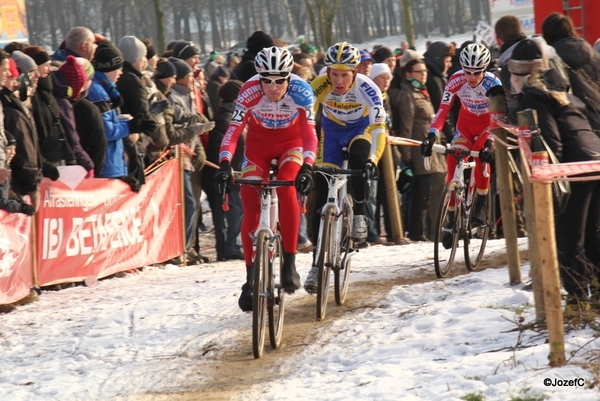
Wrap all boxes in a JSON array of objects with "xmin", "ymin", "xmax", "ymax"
[
  {"xmin": 433, "ymin": 184, "xmax": 460, "ymax": 278},
  {"xmin": 252, "ymin": 231, "xmax": 269, "ymax": 358},
  {"xmin": 268, "ymin": 234, "xmax": 285, "ymax": 349},
  {"xmin": 316, "ymin": 206, "xmax": 334, "ymax": 321},
  {"xmin": 465, "ymin": 191, "xmax": 491, "ymax": 271},
  {"xmin": 334, "ymin": 199, "xmax": 352, "ymax": 305}
]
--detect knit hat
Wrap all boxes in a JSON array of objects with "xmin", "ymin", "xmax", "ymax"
[
  {"xmin": 172, "ymin": 41, "xmax": 199, "ymax": 61},
  {"xmin": 508, "ymin": 39, "xmax": 544, "ymax": 76},
  {"xmin": 372, "ymin": 46, "xmax": 394, "ymax": 63},
  {"xmin": 211, "ymin": 65, "xmax": 230, "ymax": 80},
  {"xmin": 58, "ymin": 55, "xmax": 89, "ymax": 98},
  {"xmin": 400, "ymin": 49, "xmax": 421, "ymax": 68},
  {"xmin": 369, "ymin": 63, "xmax": 391, "ymax": 80},
  {"xmin": 76, "ymin": 57, "xmax": 95, "ymax": 80},
  {"xmin": 213, "ymin": 54, "xmax": 225, "ymax": 64},
  {"xmin": 168, "ymin": 56, "xmax": 192, "ymax": 80},
  {"xmin": 22, "ymin": 46, "xmax": 50, "ymax": 66},
  {"xmin": 92, "ymin": 40, "xmax": 124, "ymax": 72},
  {"xmin": 7, "ymin": 58, "xmax": 18, "ymax": 79},
  {"xmin": 360, "ymin": 50, "xmax": 373, "ymax": 63},
  {"xmin": 167, "ymin": 40, "xmax": 185, "ymax": 51},
  {"xmin": 11, "ymin": 51, "xmax": 37, "ymax": 73},
  {"xmin": 118, "ymin": 35, "xmax": 146, "ymax": 63},
  {"xmin": 154, "ymin": 58, "xmax": 177, "ymax": 79},
  {"xmin": 245, "ymin": 31, "xmax": 274, "ymax": 56},
  {"xmin": 217, "ymin": 79, "xmax": 243, "ymax": 103}
]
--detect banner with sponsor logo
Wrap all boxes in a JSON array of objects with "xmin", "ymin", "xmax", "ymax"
[
  {"xmin": 0, "ymin": 0, "xmax": 28, "ymax": 46},
  {"xmin": 36, "ymin": 159, "xmax": 183, "ymax": 286},
  {"xmin": 0, "ymin": 211, "xmax": 32, "ymax": 304}
]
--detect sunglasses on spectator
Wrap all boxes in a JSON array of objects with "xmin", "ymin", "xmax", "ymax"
[
  {"xmin": 464, "ymin": 69, "xmax": 484, "ymax": 76},
  {"xmin": 260, "ymin": 77, "xmax": 288, "ymax": 85}
]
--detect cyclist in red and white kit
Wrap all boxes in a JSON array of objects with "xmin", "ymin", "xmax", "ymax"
[
  {"xmin": 421, "ymin": 43, "xmax": 501, "ymax": 246},
  {"xmin": 215, "ymin": 46, "xmax": 318, "ymax": 312}
]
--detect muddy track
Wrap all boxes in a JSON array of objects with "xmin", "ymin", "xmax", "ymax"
[{"xmin": 139, "ymin": 247, "xmax": 528, "ymax": 401}]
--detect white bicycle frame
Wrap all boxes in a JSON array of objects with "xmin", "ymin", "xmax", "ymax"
[
  {"xmin": 314, "ymin": 158, "xmax": 356, "ymax": 270},
  {"xmin": 425, "ymin": 143, "xmax": 489, "ymax": 227}
]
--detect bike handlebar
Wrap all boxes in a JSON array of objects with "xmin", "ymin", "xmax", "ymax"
[
  {"xmin": 424, "ymin": 144, "xmax": 489, "ymax": 178},
  {"xmin": 234, "ymin": 178, "xmax": 295, "ymax": 187},
  {"xmin": 313, "ymin": 166, "xmax": 364, "ymax": 176}
]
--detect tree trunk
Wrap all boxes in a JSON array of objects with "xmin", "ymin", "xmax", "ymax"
[
  {"xmin": 401, "ymin": 0, "xmax": 414, "ymax": 47},
  {"xmin": 152, "ymin": 0, "xmax": 166, "ymax": 54}
]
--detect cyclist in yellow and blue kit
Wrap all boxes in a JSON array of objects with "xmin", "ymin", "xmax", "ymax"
[{"xmin": 304, "ymin": 42, "xmax": 387, "ymax": 293}]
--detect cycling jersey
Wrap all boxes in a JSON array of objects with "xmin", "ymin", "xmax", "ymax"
[
  {"xmin": 218, "ymin": 73, "xmax": 318, "ymax": 266},
  {"xmin": 430, "ymin": 70, "xmax": 502, "ymax": 196},
  {"xmin": 431, "ymin": 70, "xmax": 501, "ymax": 140},
  {"xmin": 311, "ymin": 73, "xmax": 386, "ymax": 167},
  {"xmin": 219, "ymin": 73, "xmax": 317, "ymax": 165}
]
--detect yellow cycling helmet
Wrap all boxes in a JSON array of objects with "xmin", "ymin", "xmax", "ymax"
[{"xmin": 324, "ymin": 42, "xmax": 360, "ymax": 70}]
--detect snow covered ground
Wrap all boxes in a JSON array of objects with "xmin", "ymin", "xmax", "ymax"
[{"xmin": 1, "ymin": 237, "xmax": 599, "ymax": 401}]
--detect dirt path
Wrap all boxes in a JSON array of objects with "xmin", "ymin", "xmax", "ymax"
[{"xmin": 136, "ymin": 247, "xmax": 528, "ymax": 401}]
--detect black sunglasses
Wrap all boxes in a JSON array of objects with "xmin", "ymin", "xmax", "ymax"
[
  {"xmin": 464, "ymin": 69, "xmax": 484, "ymax": 76},
  {"xmin": 260, "ymin": 77, "xmax": 288, "ymax": 85}
]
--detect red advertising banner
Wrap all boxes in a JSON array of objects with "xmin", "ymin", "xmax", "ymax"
[
  {"xmin": 0, "ymin": 211, "xmax": 32, "ymax": 304},
  {"xmin": 36, "ymin": 159, "xmax": 184, "ymax": 286}
]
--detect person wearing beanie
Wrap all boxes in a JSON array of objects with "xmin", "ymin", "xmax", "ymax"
[
  {"xmin": 23, "ymin": 46, "xmax": 51, "ymax": 79},
  {"xmin": 372, "ymin": 46, "xmax": 396, "ymax": 71},
  {"xmin": 172, "ymin": 41, "xmax": 200, "ymax": 69},
  {"xmin": 510, "ymin": 38, "xmax": 600, "ymax": 305},
  {"xmin": 167, "ymin": 50, "xmax": 210, "ymax": 266},
  {"xmin": 116, "ymin": 33, "xmax": 168, "ymax": 179},
  {"xmin": 87, "ymin": 41, "xmax": 134, "ymax": 179},
  {"xmin": 118, "ymin": 35, "xmax": 147, "ymax": 65},
  {"xmin": 201, "ymin": 78, "xmax": 245, "ymax": 262},
  {"xmin": 206, "ymin": 65, "xmax": 230, "ymax": 113},
  {"xmin": 168, "ymin": 56, "xmax": 192, "ymax": 80},
  {"xmin": 11, "ymin": 50, "xmax": 39, "ymax": 101},
  {"xmin": 92, "ymin": 40, "xmax": 124, "ymax": 74},
  {"xmin": 0, "ymin": 48, "xmax": 59, "ymax": 211},
  {"xmin": 231, "ymin": 30, "xmax": 274, "ymax": 82},
  {"xmin": 50, "ymin": 55, "xmax": 95, "ymax": 177},
  {"xmin": 357, "ymin": 50, "xmax": 373, "ymax": 76}
]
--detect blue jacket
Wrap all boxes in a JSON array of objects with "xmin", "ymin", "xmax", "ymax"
[{"xmin": 87, "ymin": 71, "xmax": 130, "ymax": 178}]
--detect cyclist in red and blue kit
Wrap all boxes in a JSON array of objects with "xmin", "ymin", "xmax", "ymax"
[
  {"xmin": 421, "ymin": 43, "xmax": 501, "ymax": 247},
  {"xmin": 215, "ymin": 46, "xmax": 318, "ymax": 312}
]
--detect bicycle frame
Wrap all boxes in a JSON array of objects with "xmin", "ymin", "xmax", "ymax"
[{"xmin": 314, "ymin": 160, "xmax": 356, "ymax": 271}]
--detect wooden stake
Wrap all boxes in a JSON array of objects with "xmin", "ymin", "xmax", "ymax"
[{"xmin": 380, "ymin": 143, "xmax": 404, "ymax": 243}]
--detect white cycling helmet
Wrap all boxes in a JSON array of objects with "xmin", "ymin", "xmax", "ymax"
[
  {"xmin": 324, "ymin": 42, "xmax": 361, "ymax": 70},
  {"xmin": 254, "ymin": 46, "xmax": 294, "ymax": 76},
  {"xmin": 459, "ymin": 43, "xmax": 491, "ymax": 70}
]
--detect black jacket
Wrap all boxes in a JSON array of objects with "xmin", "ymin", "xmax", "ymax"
[
  {"xmin": 519, "ymin": 70, "xmax": 600, "ymax": 163},
  {"xmin": 73, "ymin": 97, "xmax": 107, "ymax": 176},
  {"xmin": 31, "ymin": 75, "xmax": 76, "ymax": 164},
  {"xmin": 551, "ymin": 36, "xmax": 600, "ymax": 131}
]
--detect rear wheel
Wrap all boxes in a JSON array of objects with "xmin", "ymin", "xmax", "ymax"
[
  {"xmin": 252, "ymin": 231, "xmax": 268, "ymax": 358},
  {"xmin": 335, "ymin": 199, "xmax": 352, "ymax": 305},
  {"xmin": 316, "ymin": 206, "xmax": 334, "ymax": 321},
  {"xmin": 465, "ymin": 191, "xmax": 491, "ymax": 271},
  {"xmin": 268, "ymin": 235, "xmax": 285, "ymax": 349},
  {"xmin": 434, "ymin": 184, "xmax": 460, "ymax": 278}
]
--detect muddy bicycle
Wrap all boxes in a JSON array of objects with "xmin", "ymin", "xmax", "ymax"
[{"xmin": 424, "ymin": 144, "xmax": 492, "ymax": 278}]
